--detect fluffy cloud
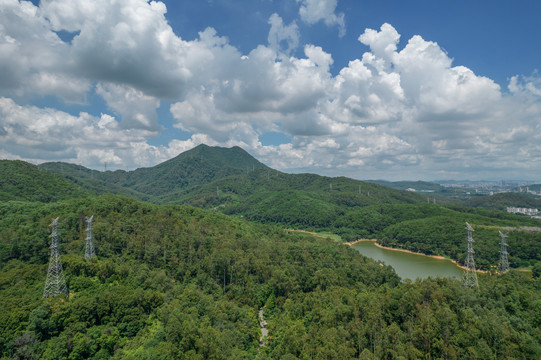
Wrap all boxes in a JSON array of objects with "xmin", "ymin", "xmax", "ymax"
[
  {"xmin": 0, "ymin": 0, "xmax": 90, "ymax": 102},
  {"xmin": 96, "ymin": 83, "xmax": 161, "ymax": 131},
  {"xmin": 268, "ymin": 13, "xmax": 299, "ymax": 54},
  {"xmin": 297, "ymin": 0, "xmax": 346, "ymax": 37},
  {"xmin": 170, "ymin": 35, "xmax": 335, "ymax": 140},
  {"xmin": 0, "ymin": 97, "xmax": 165, "ymax": 168},
  {"xmin": 251, "ymin": 23, "xmax": 539, "ymax": 179},
  {"xmin": 40, "ymin": 0, "xmax": 193, "ymax": 98}
]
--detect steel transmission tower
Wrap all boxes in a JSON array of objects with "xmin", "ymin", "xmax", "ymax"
[
  {"xmin": 498, "ymin": 231, "xmax": 510, "ymax": 273},
  {"xmin": 43, "ymin": 218, "xmax": 68, "ymax": 298},
  {"xmin": 463, "ymin": 222, "xmax": 479, "ymax": 287},
  {"xmin": 85, "ymin": 215, "xmax": 96, "ymax": 260}
]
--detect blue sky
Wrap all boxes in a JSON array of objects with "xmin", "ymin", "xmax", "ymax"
[{"xmin": 1, "ymin": 0, "xmax": 540, "ymax": 181}]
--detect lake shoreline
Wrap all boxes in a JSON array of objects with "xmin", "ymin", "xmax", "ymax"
[{"xmin": 347, "ymin": 238, "xmax": 488, "ymax": 274}]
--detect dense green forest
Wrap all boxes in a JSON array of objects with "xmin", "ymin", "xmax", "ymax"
[
  {"xmin": 0, "ymin": 161, "xmax": 87, "ymax": 202},
  {"xmin": 1, "ymin": 195, "xmax": 540, "ymax": 359},
  {"xmin": 463, "ymin": 192, "xmax": 541, "ymax": 210}
]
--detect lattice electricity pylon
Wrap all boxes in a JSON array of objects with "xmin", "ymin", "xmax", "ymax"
[
  {"xmin": 43, "ymin": 218, "xmax": 68, "ymax": 298},
  {"xmin": 463, "ymin": 222, "xmax": 479, "ymax": 287},
  {"xmin": 498, "ymin": 231, "xmax": 509, "ymax": 274},
  {"xmin": 84, "ymin": 215, "xmax": 96, "ymax": 260}
]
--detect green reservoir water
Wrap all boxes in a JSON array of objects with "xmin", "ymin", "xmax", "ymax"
[{"xmin": 352, "ymin": 241, "xmax": 463, "ymax": 280}]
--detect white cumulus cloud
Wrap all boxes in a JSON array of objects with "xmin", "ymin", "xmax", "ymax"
[
  {"xmin": 297, "ymin": 0, "xmax": 346, "ymax": 37},
  {"xmin": 96, "ymin": 83, "xmax": 161, "ymax": 131},
  {"xmin": 267, "ymin": 13, "xmax": 299, "ymax": 54},
  {"xmin": 0, "ymin": 97, "xmax": 165, "ymax": 168}
]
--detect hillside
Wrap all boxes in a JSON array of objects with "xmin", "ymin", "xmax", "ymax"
[
  {"xmin": 367, "ymin": 179, "xmax": 473, "ymax": 202},
  {"xmin": 0, "ymin": 195, "xmax": 539, "ymax": 358},
  {"xmin": 463, "ymin": 192, "xmax": 541, "ymax": 210},
  {"xmin": 0, "ymin": 160, "xmax": 88, "ymax": 202},
  {"xmin": 40, "ymin": 144, "xmax": 269, "ymax": 198},
  {"xmin": 37, "ymin": 162, "xmax": 153, "ymax": 201},
  {"xmin": 164, "ymin": 169, "xmax": 423, "ymax": 207}
]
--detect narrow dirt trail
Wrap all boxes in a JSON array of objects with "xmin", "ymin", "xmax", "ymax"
[{"xmin": 259, "ymin": 307, "xmax": 268, "ymax": 347}]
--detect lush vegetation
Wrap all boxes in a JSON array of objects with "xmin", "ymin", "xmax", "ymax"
[
  {"xmin": 40, "ymin": 144, "xmax": 268, "ymax": 198},
  {"xmin": 1, "ymin": 195, "xmax": 540, "ymax": 359},
  {"xmin": 168, "ymin": 171, "xmax": 541, "ymax": 270},
  {"xmin": 379, "ymin": 216, "xmax": 541, "ymax": 270},
  {"xmin": 0, "ymin": 161, "xmax": 87, "ymax": 202},
  {"xmin": 1, "ymin": 148, "xmax": 541, "ymax": 358},
  {"xmin": 37, "ymin": 162, "xmax": 152, "ymax": 202},
  {"xmin": 463, "ymin": 192, "xmax": 541, "ymax": 210},
  {"xmin": 0, "ymin": 195, "xmax": 395, "ymax": 358}
]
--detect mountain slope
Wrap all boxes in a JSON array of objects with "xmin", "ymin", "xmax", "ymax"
[
  {"xmin": 41, "ymin": 144, "xmax": 269, "ymax": 198},
  {"xmin": 463, "ymin": 192, "xmax": 541, "ymax": 210},
  {"xmin": 37, "ymin": 162, "xmax": 153, "ymax": 201},
  {"xmin": 164, "ymin": 169, "xmax": 424, "ymax": 208},
  {"xmin": 0, "ymin": 160, "xmax": 87, "ymax": 202}
]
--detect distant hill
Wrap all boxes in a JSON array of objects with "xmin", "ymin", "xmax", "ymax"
[
  {"xmin": 41, "ymin": 144, "xmax": 269, "ymax": 198},
  {"xmin": 366, "ymin": 180, "xmax": 474, "ymax": 203},
  {"xmin": 0, "ymin": 160, "xmax": 87, "ymax": 202},
  {"xmin": 35, "ymin": 145, "xmax": 432, "ymax": 241},
  {"xmin": 22, "ymin": 145, "xmax": 541, "ymax": 263},
  {"xmin": 166, "ymin": 170, "xmax": 423, "ymax": 209},
  {"xmin": 38, "ymin": 162, "xmax": 153, "ymax": 201},
  {"xmin": 464, "ymin": 192, "xmax": 541, "ymax": 210},
  {"xmin": 38, "ymin": 145, "xmax": 422, "ymax": 208},
  {"xmin": 158, "ymin": 169, "xmax": 435, "ymax": 240}
]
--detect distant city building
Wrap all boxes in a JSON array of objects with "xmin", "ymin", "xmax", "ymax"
[{"xmin": 506, "ymin": 207, "xmax": 539, "ymax": 216}]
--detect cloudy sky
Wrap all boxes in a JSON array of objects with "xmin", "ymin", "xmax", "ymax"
[{"xmin": 1, "ymin": 0, "xmax": 540, "ymax": 181}]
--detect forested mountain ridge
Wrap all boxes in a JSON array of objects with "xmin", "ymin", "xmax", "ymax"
[
  {"xmin": 40, "ymin": 144, "xmax": 269, "ymax": 197},
  {"xmin": 36, "ymin": 162, "xmax": 153, "ymax": 201},
  {"xmin": 0, "ymin": 195, "xmax": 539, "ymax": 358},
  {"xmin": 163, "ymin": 168, "xmax": 424, "ymax": 208},
  {"xmin": 0, "ymin": 160, "xmax": 88, "ymax": 202},
  {"xmin": 463, "ymin": 192, "xmax": 541, "ymax": 210}
]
